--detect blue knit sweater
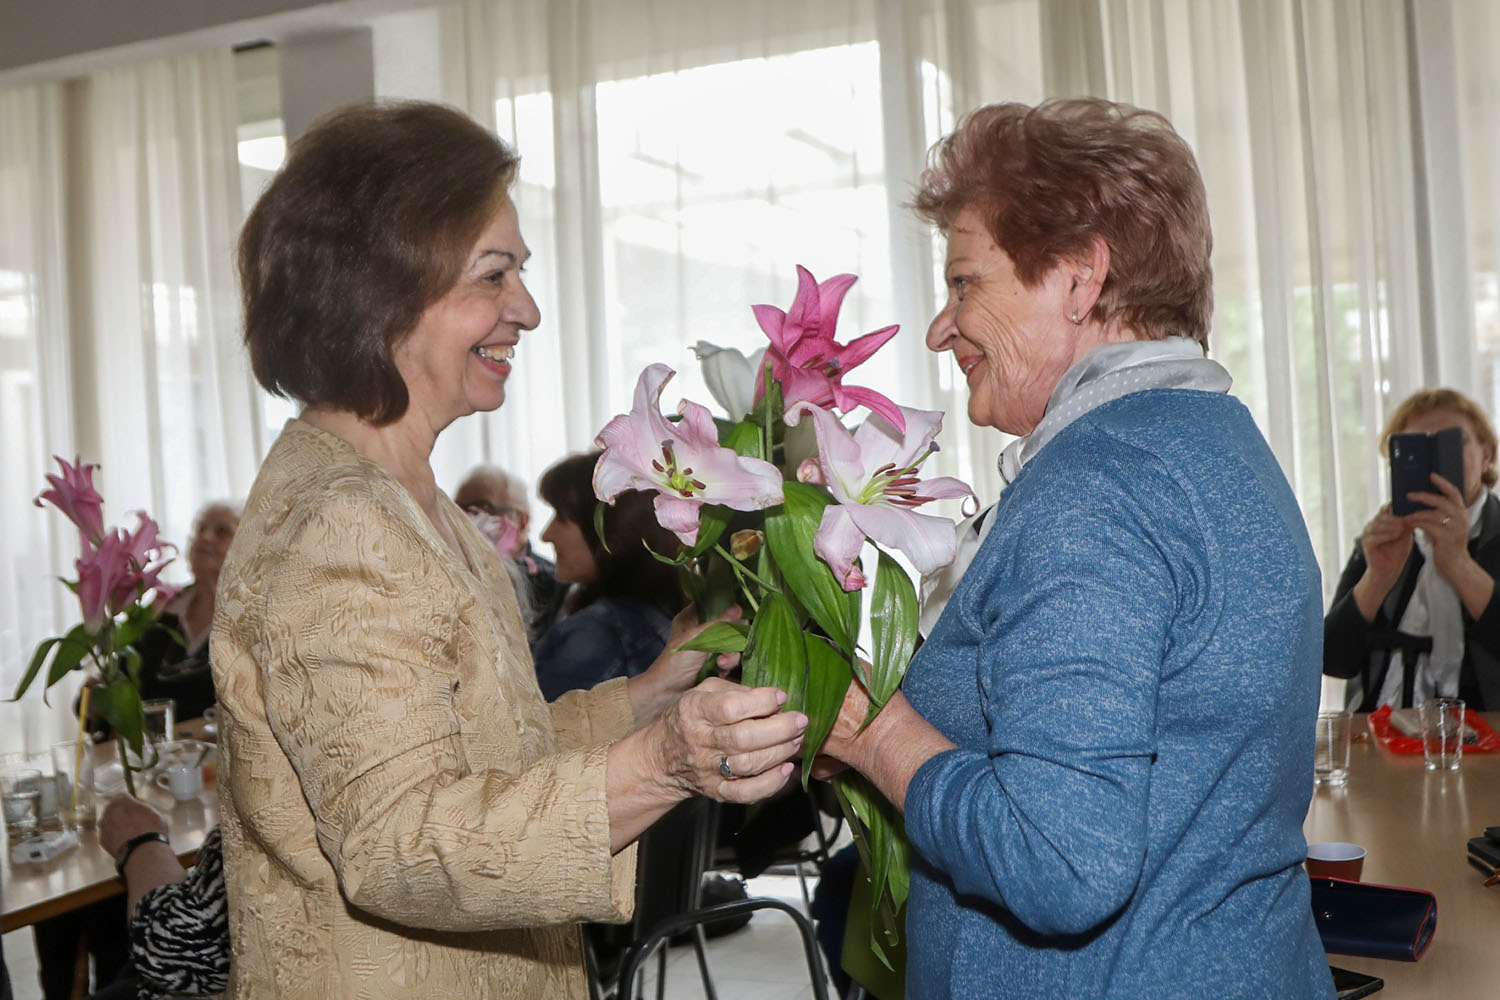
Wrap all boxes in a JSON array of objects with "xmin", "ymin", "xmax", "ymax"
[{"xmin": 903, "ymin": 390, "xmax": 1334, "ymax": 999}]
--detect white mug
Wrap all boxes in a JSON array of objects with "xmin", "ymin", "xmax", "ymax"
[{"xmin": 154, "ymin": 763, "xmax": 203, "ymax": 803}]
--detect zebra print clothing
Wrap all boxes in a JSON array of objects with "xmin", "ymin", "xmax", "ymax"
[{"xmin": 130, "ymin": 826, "xmax": 229, "ymax": 997}]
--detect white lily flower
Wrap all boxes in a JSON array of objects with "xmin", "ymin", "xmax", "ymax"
[{"xmin": 692, "ymin": 341, "xmax": 766, "ymax": 421}]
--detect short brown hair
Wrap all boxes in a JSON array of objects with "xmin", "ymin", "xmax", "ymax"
[
  {"xmin": 1381, "ymin": 387, "xmax": 1499, "ymax": 488},
  {"xmin": 239, "ymin": 100, "xmax": 520, "ymax": 424},
  {"xmin": 912, "ymin": 97, "xmax": 1213, "ymax": 348}
]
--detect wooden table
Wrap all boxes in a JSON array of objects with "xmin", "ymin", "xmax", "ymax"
[
  {"xmin": 0, "ymin": 741, "xmax": 216, "ymax": 932},
  {"xmin": 1304, "ymin": 712, "xmax": 1500, "ymax": 992}
]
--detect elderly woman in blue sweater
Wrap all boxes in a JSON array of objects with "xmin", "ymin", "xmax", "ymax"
[{"xmin": 819, "ymin": 98, "xmax": 1334, "ymax": 998}]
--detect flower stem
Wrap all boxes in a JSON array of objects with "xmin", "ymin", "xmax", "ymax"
[{"xmin": 712, "ymin": 543, "xmax": 781, "ymax": 593}]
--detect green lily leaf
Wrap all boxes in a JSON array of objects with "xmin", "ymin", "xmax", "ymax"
[
  {"xmin": 742, "ymin": 593, "xmax": 806, "ymax": 713},
  {"xmin": 45, "ymin": 624, "xmax": 96, "ymax": 689},
  {"xmin": 721, "ymin": 419, "xmax": 764, "ymax": 460},
  {"xmin": 763, "ymin": 482, "xmax": 859, "ymax": 654},
  {"xmin": 114, "ymin": 602, "xmax": 156, "ymax": 650},
  {"xmin": 690, "ymin": 504, "xmax": 733, "ymax": 558},
  {"xmin": 698, "ymin": 552, "xmax": 741, "ymax": 622},
  {"xmin": 836, "ymin": 771, "xmax": 911, "ymax": 966},
  {"xmin": 675, "ymin": 621, "xmax": 750, "ymax": 655},
  {"xmin": 866, "ymin": 550, "xmax": 918, "ymax": 721},
  {"xmin": 800, "ymin": 635, "xmax": 852, "ymax": 787},
  {"xmin": 13, "ymin": 636, "xmax": 60, "ymax": 701}
]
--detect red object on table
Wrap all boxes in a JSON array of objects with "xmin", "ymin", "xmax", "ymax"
[{"xmin": 1367, "ymin": 704, "xmax": 1500, "ymax": 754}]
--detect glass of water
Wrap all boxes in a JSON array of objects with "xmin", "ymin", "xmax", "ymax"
[
  {"xmin": 1314, "ymin": 710, "xmax": 1352, "ymax": 786},
  {"xmin": 1, "ymin": 768, "xmax": 44, "ymax": 842},
  {"xmin": 1420, "ymin": 697, "xmax": 1465, "ymax": 771}
]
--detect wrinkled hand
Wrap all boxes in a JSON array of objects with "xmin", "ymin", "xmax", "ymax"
[
  {"xmin": 644, "ymin": 605, "xmax": 743, "ymax": 695},
  {"xmin": 1404, "ymin": 472, "xmax": 1474, "ymax": 580},
  {"xmin": 650, "ymin": 677, "xmax": 805, "ymax": 803},
  {"xmin": 1360, "ymin": 504, "xmax": 1413, "ymax": 586},
  {"xmin": 810, "ymin": 677, "xmax": 874, "ymax": 780},
  {"xmin": 98, "ymin": 796, "xmax": 168, "ymax": 858}
]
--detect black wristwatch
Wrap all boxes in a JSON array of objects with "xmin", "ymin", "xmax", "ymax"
[{"xmin": 113, "ymin": 831, "xmax": 170, "ymax": 876}]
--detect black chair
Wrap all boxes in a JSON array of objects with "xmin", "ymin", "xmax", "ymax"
[
  {"xmin": 614, "ymin": 897, "xmax": 831, "ymax": 1000},
  {"xmin": 588, "ymin": 797, "xmax": 720, "ymax": 1000}
]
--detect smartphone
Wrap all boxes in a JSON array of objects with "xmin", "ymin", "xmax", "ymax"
[
  {"xmin": 1389, "ymin": 427, "xmax": 1464, "ymax": 515},
  {"xmin": 1329, "ymin": 965, "xmax": 1384, "ymax": 999}
]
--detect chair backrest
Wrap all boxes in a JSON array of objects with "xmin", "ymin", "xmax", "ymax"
[{"xmin": 630, "ymin": 796, "xmax": 719, "ymax": 934}]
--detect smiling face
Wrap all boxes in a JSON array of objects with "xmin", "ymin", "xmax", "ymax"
[
  {"xmin": 541, "ymin": 514, "xmax": 599, "ymax": 586},
  {"xmin": 1401, "ymin": 407, "xmax": 1496, "ymax": 505},
  {"xmin": 926, "ymin": 206, "xmax": 1112, "ymax": 435},
  {"xmin": 393, "ymin": 197, "xmax": 541, "ymax": 432}
]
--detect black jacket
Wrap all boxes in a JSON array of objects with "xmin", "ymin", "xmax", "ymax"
[{"xmin": 1324, "ymin": 493, "xmax": 1500, "ymax": 711}]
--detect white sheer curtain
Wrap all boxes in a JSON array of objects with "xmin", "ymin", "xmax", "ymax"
[
  {"xmin": 78, "ymin": 51, "xmax": 260, "ymax": 542},
  {"xmin": 0, "ymin": 51, "xmax": 253, "ymax": 750},
  {"xmin": 0, "ymin": 81, "xmax": 77, "ymax": 751}
]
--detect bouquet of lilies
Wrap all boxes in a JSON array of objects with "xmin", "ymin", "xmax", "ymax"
[
  {"xmin": 594, "ymin": 265, "xmax": 974, "ymax": 961},
  {"xmin": 14, "ymin": 457, "xmax": 180, "ymax": 796}
]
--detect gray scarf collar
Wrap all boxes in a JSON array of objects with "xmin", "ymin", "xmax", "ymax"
[{"xmin": 998, "ymin": 336, "xmax": 1232, "ymax": 485}]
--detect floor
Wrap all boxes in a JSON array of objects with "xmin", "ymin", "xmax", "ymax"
[{"xmin": 2, "ymin": 873, "xmax": 837, "ymax": 1000}]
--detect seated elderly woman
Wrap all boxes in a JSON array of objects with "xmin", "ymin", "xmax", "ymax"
[
  {"xmin": 817, "ymin": 98, "xmax": 1333, "ymax": 997},
  {"xmin": 89, "ymin": 797, "xmax": 228, "ymax": 1000},
  {"xmin": 532, "ymin": 452, "xmax": 686, "ymax": 700},
  {"xmin": 212, "ymin": 100, "xmax": 806, "ymax": 998},
  {"xmin": 1325, "ymin": 387, "xmax": 1500, "ymax": 710}
]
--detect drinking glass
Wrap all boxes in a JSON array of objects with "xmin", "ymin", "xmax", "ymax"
[
  {"xmin": 1314, "ymin": 710, "xmax": 1352, "ymax": 786},
  {"xmin": 1420, "ymin": 697, "xmax": 1465, "ymax": 771},
  {"xmin": 142, "ymin": 698, "xmax": 176, "ymax": 745},
  {"xmin": 51, "ymin": 739, "xmax": 96, "ymax": 831},
  {"xmin": 1, "ymin": 768, "xmax": 44, "ymax": 842}
]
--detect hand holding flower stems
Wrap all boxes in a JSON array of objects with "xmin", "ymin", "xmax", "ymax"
[
  {"xmin": 15, "ymin": 456, "xmax": 180, "ymax": 796},
  {"xmin": 593, "ymin": 265, "xmax": 975, "ymax": 964}
]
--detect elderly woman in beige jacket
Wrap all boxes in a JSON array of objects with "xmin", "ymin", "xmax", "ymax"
[{"xmin": 212, "ymin": 101, "xmax": 806, "ymax": 999}]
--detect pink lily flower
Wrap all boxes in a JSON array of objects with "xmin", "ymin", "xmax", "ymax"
[
  {"xmin": 36, "ymin": 455, "xmax": 107, "ymax": 547},
  {"xmin": 753, "ymin": 265, "xmax": 905, "ymax": 432},
  {"xmin": 787, "ymin": 402, "xmax": 975, "ymax": 590},
  {"xmin": 118, "ymin": 512, "xmax": 178, "ymax": 605},
  {"xmin": 595, "ymin": 364, "xmax": 785, "ymax": 545},
  {"xmin": 76, "ymin": 513, "xmax": 179, "ymax": 630}
]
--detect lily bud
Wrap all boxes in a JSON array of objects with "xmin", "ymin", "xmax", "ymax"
[{"xmin": 729, "ymin": 528, "xmax": 764, "ymax": 561}]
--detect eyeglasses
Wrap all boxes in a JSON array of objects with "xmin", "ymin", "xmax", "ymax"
[{"xmin": 465, "ymin": 501, "xmax": 524, "ymax": 522}]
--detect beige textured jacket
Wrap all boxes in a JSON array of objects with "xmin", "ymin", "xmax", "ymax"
[{"xmin": 212, "ymin": 420, "xmax": 637, "ymax": 998}]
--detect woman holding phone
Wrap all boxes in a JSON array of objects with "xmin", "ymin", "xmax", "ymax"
[{"xmin": 1325, "ymin": 387, "xmax": 1500, "ymax": 710}]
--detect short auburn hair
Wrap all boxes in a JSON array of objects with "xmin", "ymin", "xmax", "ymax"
[
  {"xmin": 239, "ymin": 100, "xmax": 519, "ymax": 425},
  {"xmin": 1381, "ymin": 387, "xmax": 1499, "ymax": 488},
  {"xmin": 912, "ymin": 97, "xmax": 1213, "ymax": 348}
]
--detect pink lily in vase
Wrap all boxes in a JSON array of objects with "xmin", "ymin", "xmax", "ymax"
[
  {"xmin": 595, "ymin": 363, "xmax": 785, "ymax": 545},
  {"xmin": 77, "ymin": 512, "xmax": 179, "ymax": 629},
  {"xmin": 787, "ymin": 402, "xmax": 975, "ymax": 590},
  {"xmin": 36, "ymin": 455, "xmax": 107, "ymax": 546},
  {"xmin": 754, "ymin": 265, "xmax": 906, "ymax": 432}
]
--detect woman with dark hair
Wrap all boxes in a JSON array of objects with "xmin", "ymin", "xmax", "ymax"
[
  {"xmin": 533, "ymin": 451, "xmax": 685, "ymax": 700},
  {"xmin": 212, "ymin": 100, "xmax": 805, "ymax": 998}
]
